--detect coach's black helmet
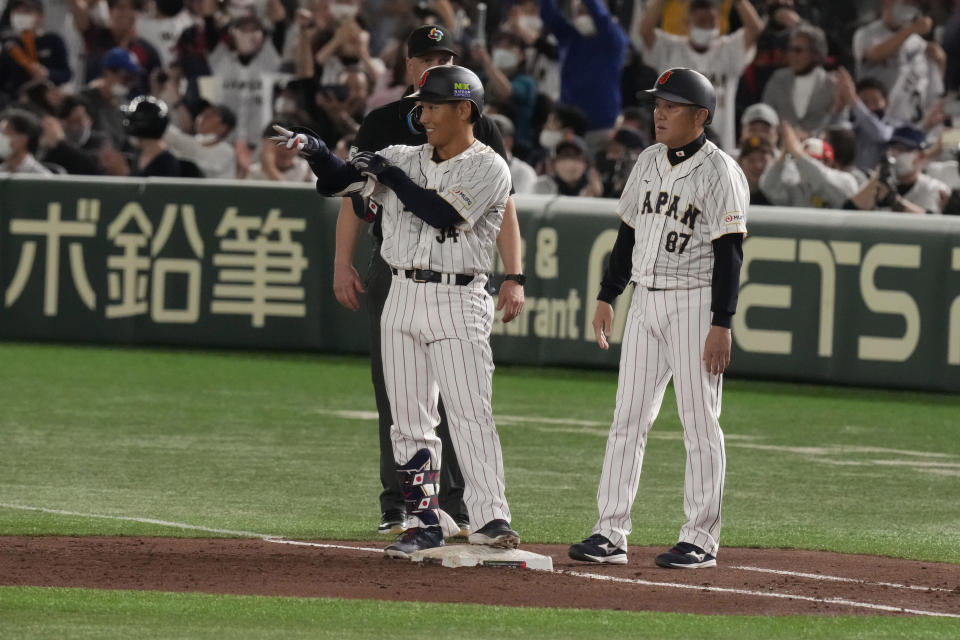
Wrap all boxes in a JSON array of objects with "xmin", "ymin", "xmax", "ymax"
[
  {"xmin": 409, "ymin": 65, "xmax": 484, "ymax": 122},
  {"xmin": 122, "ymin": 95, "xmax": 169, "ymax": 139},
  {"xmin": 644, "ymin": 68, "xmax": 716, "ymax": 125}
]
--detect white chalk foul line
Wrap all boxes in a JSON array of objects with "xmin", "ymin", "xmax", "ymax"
[
  {"xmin": 731, "ymin": 565, "xmax": 955, "ymax": 593},
  {"xmin": 559, "ymin": 570, "xmax": 960, "ymax": 618},
  {"xmin": 0, "ymin": 502, "xmax": 386, "ymax": 555},
  {"xmin": 3, "ymin": 503, "xmax": 958, "ymax": 618}
]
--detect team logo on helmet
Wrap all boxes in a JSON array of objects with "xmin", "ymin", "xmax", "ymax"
[
  {"xmin": 428, "ymin": 27, "xmax": 444, "ymax": 41},
  {"xmin": 658, "ymin": 70, "xmax": 673, "ymax": 85},
  {"xmin": 419, "ymin": 70, "xmax": 429, "ymax": 87},
  {"xmin": 452, "ymin": 81, "xmax": 471, "ymax": 98}
]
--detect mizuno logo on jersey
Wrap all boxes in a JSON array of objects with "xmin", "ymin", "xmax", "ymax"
[{"xmin": 641, "ymin": 190, "xmax": 702, "ymax": 230}]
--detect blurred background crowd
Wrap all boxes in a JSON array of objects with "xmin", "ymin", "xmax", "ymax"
[{"xmin": 0, "ymin": 0, "xmax": 958, "ymax": 213}]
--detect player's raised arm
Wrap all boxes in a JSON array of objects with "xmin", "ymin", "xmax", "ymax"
[{"xmin": 269, "ymin": 125, "xmax": 365, "ymax": 196}]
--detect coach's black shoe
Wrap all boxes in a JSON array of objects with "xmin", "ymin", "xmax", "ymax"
[
  {"xmin": 654, "ymin": 542, "xmax": 717, "ymax": 569},
  {"xmin": 568, "ymin": 534, "xmax": 628, "ymax": 565},
  {"xmin": 377, "ymin": 511, "xmax": 406, "ymax": 535},
  {"xmin": 384, "ymin": 526, "xmax": 444, "ymax": 559},
  {"xmin": 468, "ymin": 519, "xmax": 519, "ymax": 549}
]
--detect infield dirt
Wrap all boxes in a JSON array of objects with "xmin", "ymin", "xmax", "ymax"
[{"xmin": 2, "ymin": 536, "xmax": 959, "ymax": 617}]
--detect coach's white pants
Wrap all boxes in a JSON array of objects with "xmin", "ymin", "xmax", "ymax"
[
  {"xmin": 593, "ymin": 286, "xmax": 726, "ymax": 556},
  {"xmin": 381, "ymin": 275, "xmax": 511, "ymax": 528}
]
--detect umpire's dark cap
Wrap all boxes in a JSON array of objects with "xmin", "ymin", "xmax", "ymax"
[{"xmin": 406, "ymin": 25, "xmax": 458, "ymax": 58}]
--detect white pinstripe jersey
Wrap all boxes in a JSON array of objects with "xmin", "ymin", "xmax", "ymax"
[
  {"xmin": 367, "ymin": 140, "xmax": 511, "ymax": 274},
  {"xmin": 617, "ymin": 139, "xmax": 749, "ymax": 290}
]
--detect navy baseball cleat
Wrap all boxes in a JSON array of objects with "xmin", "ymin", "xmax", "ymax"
[
  {"xmin": 654, "ymin": 541, "xmax": 717, "ymax": 569},
  {"xmin": 468, "ymin": 519, "xmax": 519, "ymax": 549},
  {"xmin": 568, "ymin": 534, "xmax": 628, "ymax": 564},
  {"xmin": 377, "ymin": 511, "xmax": 406, "ymax": 535},
  {"xmin": 384, "ymin": 526, "xmax": 443, "ymax": 559}
]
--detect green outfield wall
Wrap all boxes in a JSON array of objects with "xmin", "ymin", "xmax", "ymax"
[{"xmin": 2, "ymin": 175, "xmax": 958, "ymax": 392}]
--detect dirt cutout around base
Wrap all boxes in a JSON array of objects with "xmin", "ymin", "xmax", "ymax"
[{"xmin": 2, "ymin": 536, "xmax": 959, "ymax": 617}]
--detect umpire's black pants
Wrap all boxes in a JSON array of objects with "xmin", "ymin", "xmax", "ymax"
[{"xmin": 366, "ymin": 244, "xmax": 467, "ymax": 520}]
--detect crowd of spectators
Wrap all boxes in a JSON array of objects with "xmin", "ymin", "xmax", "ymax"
[{"xmin": 0, "ymin": 0, "xmax": 958, "ymax": 213}]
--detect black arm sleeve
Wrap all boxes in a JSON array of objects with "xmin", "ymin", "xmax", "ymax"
[
  {"xmin": 597, "ymin": 221, "xmax": 635, "ymax": 303},
  {"xmin": 302, "ymin": 143, "xmax": 365, "ymax": 196},
  {"xmin": 710, "ymin": 233, "xmax": 744, "ymax": 328},
  {"xmin": 378, "ymin": 166, "xmax": 462, "ymax": 228}
]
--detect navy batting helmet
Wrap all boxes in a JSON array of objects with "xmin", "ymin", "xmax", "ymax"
[
  {"xmin": 644, "ymin": 68, "xmax": 716, "ymax": 125},
  {"xmin": 122, "ymin": 95, "xmax": 169, "ymax": 139},
  {"xmin": 409, "ymin": 65, "xmax": 484, "ymax": 122}
]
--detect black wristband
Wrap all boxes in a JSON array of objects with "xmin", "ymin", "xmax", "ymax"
[{"xmin": 503, "ymin": 273, "xmax": 526, "ymax": 285}]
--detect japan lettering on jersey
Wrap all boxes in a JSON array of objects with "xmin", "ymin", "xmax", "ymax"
[
  {"xmin": 366, "ymin": 140, "xmax": 511, "ymax": 274},
  {"xmin": 617, "ymin": 139, "xmax": 749, "ymax": 289}
]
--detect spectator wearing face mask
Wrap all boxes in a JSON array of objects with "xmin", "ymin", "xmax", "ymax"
[
  {"xmin": 852, "ymin": 0, "xmax": 946, "ymax": 128},
  {"xmin": 70, "ymin": 0, "xmax": 162, "ymax": 91},
  {"xmin": 761, "ymin": 22, "xmax": 834, "ymax": 137},
  {"xmin": 57, "ymin": 95, "xmax": 108, "ymax": 154},
  {"xmin": 830, "ymin": 69, "xmax": 896, "ymax": 174},
  {"xmin": 636, "ymin": 0, "xmax": 764, "ymax": 152},
  {"xmin": 163, "ymin": 101, "xmax": 237, "ymax": 178},
  {"xmin": 532, "ymin": 102, "xmax": 588, "ymax": 174},
  {"xmin": 0, "ymin": 0, "xmax": 71, "ymax": 103},
  {"xmin": 738, "ymin": 135, "xmax": 775, "ymax": 204},
  {"xmin": 533, "ymin": 136, "xmax": 603, "ymax": 197},
  {"xmin": 539, "ymin": 0, "xmax": 629, "ymax": 150},
  {"xmin": 0, "ymin": 108, "xmax": 51, "ymax": 173},
  {"xmin": 208, "ymin": 15, "xmax": 282, "ymax": 148},
  {"xmin": 36, "ymin": 103, "xmax": 105, "ymax": 175},
  {"xmin": 595, "ymin": 127, "xmax": 644, "ymax": 199},
  {"xmin": 472, "ymin": 31, "xmax": 537, "ymax": 150},
  {"xmin": 505, "ymin": 0, "xmax": 560, "ymax": 102},
  {"xmin": 80, "ymin": 47, "xmax": 141, "ymax": 149},
  {"xmin": 488, "ymin": 112, "xmax": 537, "ymax": 194},
  {"xmin": 308, "ymin": 4, "xmax": 383, "ymax": 87},
  {"xmin": 759, "ymin": 121, "xmax": 859, "ymax": 209},
  {"xmin": 870, "ymin": 126, "xmax": 949, "ymax": 213}
]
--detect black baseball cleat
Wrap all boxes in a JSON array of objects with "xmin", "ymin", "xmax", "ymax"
[
  {"xmin": 568, "ymin": 534, "xmax": 628, "ymax": 565},
  {"xmin": 384, "ymin": 526, "xmax": 444, "ymax": 559},
  {"xmin": 468, "ymin": 519, "xmax": 520, "ymax": 549},
  {"xmin": 377, "ymin": 511, "xmax": 406, "ymax": 535},
  {"xmin": 654, "ymin": 541, "xmax": 717, "ymax": 569}
]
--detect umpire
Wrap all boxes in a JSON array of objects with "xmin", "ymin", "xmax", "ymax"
[{"xmin": 333, "ymin": 24, "xmax": 525, "ymax": 537}]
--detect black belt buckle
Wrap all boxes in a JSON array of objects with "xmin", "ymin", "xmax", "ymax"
[{"xmin": 413, "ymin": 269, "xmax": 435, "ymax": 283}]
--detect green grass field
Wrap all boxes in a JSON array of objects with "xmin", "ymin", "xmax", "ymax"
[{"xmin": 1, "ymin": 342, "xmax": 958, "ymax": 638}]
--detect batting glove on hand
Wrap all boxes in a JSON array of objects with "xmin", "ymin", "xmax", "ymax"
[
  {"xmin": 349, "ymin": 151, "xmax": 392, "ymax": 180},
  {"xmin": 269, "ymin": 124, "xmax": 324, "ymax": 157}
]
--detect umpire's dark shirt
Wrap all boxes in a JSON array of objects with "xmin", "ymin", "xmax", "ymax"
[{"xmin": 352, "ymin": 89, "xmax": 509, "ymax": 239}]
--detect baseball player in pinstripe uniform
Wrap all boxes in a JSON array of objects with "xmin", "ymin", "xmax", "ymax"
[
  {"xmin": 569, "ymin": 68, "xmax": 748, "ymax": 569},
  {"xmin": 272, "ymin": 65, "xmax": 520, "ymax": 558}
]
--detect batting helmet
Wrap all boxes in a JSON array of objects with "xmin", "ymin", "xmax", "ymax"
[
  {"xmin": 408, "ymin": 65, "xmax": 484, "ymax": 122},
  {"xmin": 122, "ymin": 95, "xmax": 169, "ymax": 139},
  {"xmin": 644, "ymin": 68, "xmax": 716, "ymax": 125}
]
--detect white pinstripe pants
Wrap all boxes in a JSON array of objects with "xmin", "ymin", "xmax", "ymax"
[
  {"xmin": 593, "ymin": 285, "xmax": 726, "ymax": 556},
  {"xmin": 381, "ymin": 275, "xmax": 511, "ymax": 527}
]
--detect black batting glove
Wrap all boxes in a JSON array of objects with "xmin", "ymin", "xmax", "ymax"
[{"xmin": 349, "ymin": 151, "xmax": 393, "ymax": 180}]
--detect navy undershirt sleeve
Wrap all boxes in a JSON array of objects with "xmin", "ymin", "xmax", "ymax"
[
  {"xmin": 305, "ymin": 145, "xmax": 365, "ymax": 196},
  {"xmin": 378, "ymin": 166, "xmax": 463, "ymax": 228},
  {"xmin": 597, "ymin": 221, "xmax": 635, "ymax": 303},
  {"xmin": 710, "ymin": 233, "xmax": 744, "ymax": 328}
]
